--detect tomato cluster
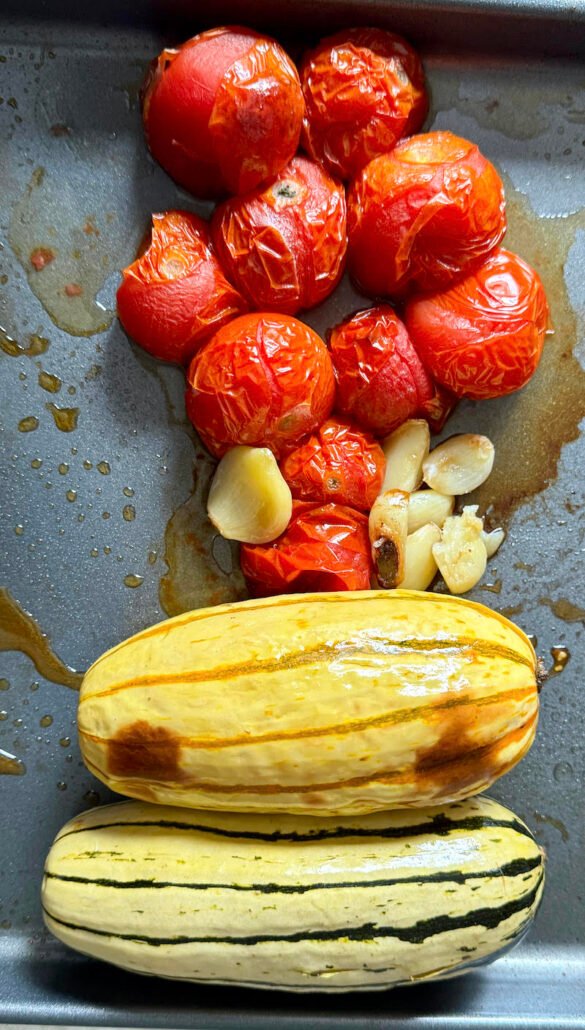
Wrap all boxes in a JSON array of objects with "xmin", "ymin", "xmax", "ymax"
[{"xmin": 118, "ymin": 24, "xmax": 550, "ymax": 598}]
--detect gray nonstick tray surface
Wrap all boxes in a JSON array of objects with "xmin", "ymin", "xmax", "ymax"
[{"xmin": 1, "ymin": 2, "xmax": 584, "ymax": 1027}]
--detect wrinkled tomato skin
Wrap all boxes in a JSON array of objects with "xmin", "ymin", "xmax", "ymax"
[
  {"xmin": 347, "ymin": 131, "xmax": 507, "ymax": 297},
  {"xmin": 328, "ymin": 305, "xmax": 434, "ymax": 435},
  {"xmin": 300, "ymin": 28, "xmax": 427, "ymax": 181},
  {"xmin": 142, "ymin": 26, "xmax": 304, "ymax": 198},
  {"xmin": 404, "ymin": 248, "xmax": 550, "ymax": 400},
  {"xmin": 240, "ymin": 500, "xmax": 372, "ymax": 595},
  {"xmin": 280, "ymin": 418, "xmax": 385, "ymax": 511},
  {"xmin": 211, "ymin": 156, "xmax": 347, "ymax": 315},
  {"xmin": 185, "ymin": 313, "xmax": 335, "ymax": 458},
  {"xmin": 116, "ymin": 211, "xmax": 247, "ymax": 366}
]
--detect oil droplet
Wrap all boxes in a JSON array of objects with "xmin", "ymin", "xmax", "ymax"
[
  {"xmin": 122, "ymin": 504, "xmax": 136, "ymax": 522},
  {"xmin": 553, "ymin": 761, "xmax": 574, "ymax": 783},
  {"xmin": 124, "ymin": 574, "xmax": 144, "ymax": 588},
  {"xmin": 59, "ymin": 736, "xmax": 71, "ymax": 747},
  {"xmin": 14, "ymin": 524, "xmax": 24, "ymax": 536},
  {"xmin": 102, "ymin": 511, "xmax": 111, "ymax": 520},
  {"xmin": 480, "ymin": 579, "xmax": 502, "ymax": 595},
  {"xmin": 58, "ymin": 463, "xmax": 69, "ymax": 475},
  {"xmin": 46, "ymin": 403, "xmax": 79, "ymax": 432},
  {"xmin": 0, "ymin": 329, "xmax": 49, "ymax": 358},
  {"xmin": 527, "ymin": 634, "xmax": 538, "ymax": 650},
  {"xmin": 66, "ymin": 489, "xmax": 77, "ymax": 502},
  {"xmin": 103, "ymin": 545, "xmax": 112, "ymax": 555},
  {"xmin": 0, "ymin": 748, "xmax": 26, "ymax": 776},
  {"xmin": 77, "ymin": 513, "xmax": 85, "ymax": 522},
  {"xmin": 123, "ymin": 486, "xmax": 134, "ymax": 498},
  {"xmin": 67, "ymin": 385, "xmax": 76, "ymax": 396},
  {"xmin": 83, "ymin": 459, "xmax": 93, "ymax": 470},
  {"xmin": 40, "ymin": 714, "xmax": 53, "ymax": 727},
  {"xmin": 38, "ymin": 370, "xmax": 62, "ymax": 393},
  {"xmin": 71, "ymin": 446, "xmax": 78, "ymax": 455},
  {"xmin": 56, "ymin": 780, "xmax": 67, "ymax": 791},
  {"xmin": 90, "ymin": 548, "xmax": 99, "ymax": 557},
  {"xmin": 0, "ymin": 711, "xmax": 7, "ymax": 721},
  {"xmin": 97, "ymin": 460, "xmax": 110, "ymax": 475},
  {"xmin": 0, "ymin": 679, "xmax": 10, "ymax": 691},
  {"xmin": 532, "ymin": 811, "xmax": 570, "ymax": 843},
  {"xmin": 18, "ymin": 415, "xmax": 39, "ymax": 433},
  {"xmin": 147, "ymin": 550, "xmax": 157, "ymax": 566},
  {"xmin": 83, "ymin": 789, "xmax": 100, "ymax": 806},
  {"xmin": 31, "ymin": 458, "xmax": 42, "ymax": 469},
  {"xmin": 550, "ymin": 646, "xmax": 571, "ymax": 675},
  {"xmin": 540, "ymin": 597, "xmax": 585, "ymax": 624},
  {"xmin": 30, "ymin": 681, "xmax": 39, "ymax": 692},
  {"xmin": 0, "ymin": 588, "xmax": 83, "ymax": 690}
]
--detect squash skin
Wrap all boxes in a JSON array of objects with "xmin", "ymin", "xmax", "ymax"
[
  {"xmin": 78, "ymin": 590, "xmax": 538, "ymax": 815},
  {"xmin": 42, "ymin": 795, "xmax": 544, "ymax": 992}
]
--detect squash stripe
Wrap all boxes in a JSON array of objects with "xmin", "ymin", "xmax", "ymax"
[
  {"xmin": 44, "ymin": 855, "xmax": 542, "ymax": 892},
  {"xmin": 41, "ymin": 870, "xmax": 543, "ymax": 947},
  {"xmin": 54, "ymin": 812, "xmax": 535, "ymax": 844},
  {"xmin": 78, "ymin": 683, "xmax": 535, "ymax": 751}
]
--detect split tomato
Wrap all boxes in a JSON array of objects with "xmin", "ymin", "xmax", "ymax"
[
  {"xmin": 404, "ymin": 248, "xmax": 550, "ymax": 399},
  {"xmin": 300, "ymin": 27, "xmax": 427, "ymax": 181},
  {"xmin": 116, "ymin": 211, "xmax": 247, "ymax": 365},
  {"xmin": 142, "ymin": 26, "xmax": 304, "ymax": 198},
  {"xmin": 211, "ymin": 156, "xmax": 347, "ymax": 315},
  {"xmin": 240, "ymin": 500, "xmax": 372, "ymax": 595},
  {"xmin": 347, "ymin": 131, "xmax": 507, "ymax": 297},
  {"xmin": 185, "ymin": 313, "xmax": 335, "ymax": 458},
  {"xmin": 280, "ymin": 417, "xmax": 385, "ymax": 511},
  {"xmin": 328, "ymin": 306, "xmax": 434, "ymax": 435}
]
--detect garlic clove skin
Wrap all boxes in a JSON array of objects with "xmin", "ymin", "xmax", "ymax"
[
  {"xmin": 482, "ymin": 526, "xmax": 506, "ymax": 558},
  {"xmin": 207, "ymin": 446, "xmax": 292, "ymax": 544}
]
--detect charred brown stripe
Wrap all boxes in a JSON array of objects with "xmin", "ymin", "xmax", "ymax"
[
  {"xmin": 94, "ymin": 714, "xmax": 537, "ymax": 796},
  {"xmin": 86, "ymin": 591, "xmax": 533, "ymax": 675},
  {"xmin": 79, "ymin": 684, "xmax": 536, "ymax": 752},
  {"xmin": 42, "ymin": 869, "xmax": 543, "ymax": 947},
  {"xmin": 44, "ymin": 855, "xmax": 542, "ymax": 893},
  {"xmin": 81, "ymin": 637, "xmax": 534, "ymax": 704}
]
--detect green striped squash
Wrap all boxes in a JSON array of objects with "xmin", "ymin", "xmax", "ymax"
[{"xmin": 42, "ymin": 794, "xmax": 544, "ymax": 992}]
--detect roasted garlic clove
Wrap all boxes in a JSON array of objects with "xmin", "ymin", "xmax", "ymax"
[
  {"xmin": 432, "ymin": 505, "xmax": 488, "ymax": 595},
  {"xmin": 402, "ymin": 523, "xmax": 441, "ymax": 591},
  {"xmin": 369, "ymin": 490, "xmax": 409, "ymax": 588},
  {"xmin": 407, "ymin": 489, "xmax": 455, "ymax": 534},
  {"xmin": 423, "ymin": 434, "xmax": 495, "ymax": 495},
  {"xmin": 207, "ymin": 446, "xmax": 292, "ymax": 544},
  {"xmin": 381, "ymin": 419, "xmax": 430, "ymax": 494}
]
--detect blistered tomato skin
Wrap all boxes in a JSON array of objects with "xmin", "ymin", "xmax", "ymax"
[
  {"xmin": 347, "ymin": 131, "xmax": 507, "ymax": 297},
  {"xmin": 280, "ymin": 418, "xmax": 385, "ymax": 511},
  {"xmin": 300, "ymin": 28, "xmax": 427, "ymax": 181},
  {"xmin": 116, "ymin": 211, "xmax": 247, "ymax": 365},
  {"xmin": 240, "ymin": 500, "xmax": 372, "ymax": 595},
  {"xmin": 211, "ymin": 156, "xmax": 347, "ymax": 315},
  {"xmin": 142, "ymin": 27, "xmax": 304, "ymax": 198},
  {"xmin": 404, "ymin": 248, "xmax": 550, "ymax": 400},
  {"xmin": 328, "ymin": 306, "xmax": 434, "ymax": 436},
  {"xmin": 185, "ymin": 313, "xmax": 335, "ymax": 458}
]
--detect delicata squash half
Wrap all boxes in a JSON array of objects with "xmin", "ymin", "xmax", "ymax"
[
  {"xmin": 77, "ymin": 590, "xmax": 539, "ymax": 815},
  {"xmin": 42, "ymin": 795, "xmax": 544, "ymax": 992}
]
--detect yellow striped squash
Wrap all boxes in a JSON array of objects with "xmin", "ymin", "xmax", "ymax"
[
  {"xmin": 78, "ymin": 590, "xmax": 538, "ymax": 815},
  {"xmin": 42, "ymin": 795, "xmax": 545, "ymax": 992}
]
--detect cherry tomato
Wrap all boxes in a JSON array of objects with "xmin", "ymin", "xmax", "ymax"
[
  {"xmin": 211, "ymin": 156, "xmax": 347, "ymax": 315},
  {"xmin": 116, "ymin": 211, "xmax": 247, "ymax": 365},
  {"xmin": 328, "ymin": 306, "xmax": 434, "ymax": 435},
  {"xmin": 185, "ymin": 313, "xmax": 335, "ymax": 458},
  {"xmin": 300, "ymin": 28, "xmax": 427, "ymax": 182},
  {"xmin": 280, "ymin": 417, "xmax": 385, "ymax": 511},
  {"xmin": 240, "ymin": 500, "xmax": 372, "ymax": 595},
  {"xmin": 404, "ymin": 248, "xmax": 550, "ymax": 400},
  {"xmin": 142, "ymin": 26, "xmax": 304, "ymax": 198},
  {"xmin": 347, "ymin": 131, "xmax": 506, "ymax": 297}
]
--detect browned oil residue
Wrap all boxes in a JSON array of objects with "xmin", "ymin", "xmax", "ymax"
[
  {"xmin": 532, "ymin": 810, "xmax": 570, "ymax": 843},
  {"xmin": 550, "ymin": 646, "xmax": 571, "ymax": 676},
  {"xmin": 473, "ymin": 188, "xmax": 585, "ymax": 524},
  {"xmin": 0, "ymin": 587, "xmax": 83, "ymax": 690},
  {"xmin": 0, "ymin": 748, "xmax": 26, "ymax": 776},
  {"xmin": 97, "ymin": 461, "xmax": 110, "ymax": 475},
  {"xmin": 18, "ymin": 416, "xmax": 39, "ymax": 433},
  {"xmin": 540, "ymin": 597, "xmax": 585, "ymax": 624},
  {"xmin": 38, "ymin": 370, "xmax": 62, "ymax": 394},
  {"xmin": 159, "ymin": 455, "xmax": 248, "ymax": 617},
  {"xmin": 46, "ymin": 403, "xmax": 79, "ymax": 432},
  {"xmin": 122, "ymin": 505, "xmax": 136, "ymax": 521},
  {"xmin": 123, "ymin": 574, "xmax": 143, "ymax": 588},
  {"xmin": 0, "ymin": 330, "xmax": 49, "ymax": 358},
  {"xmin": 499, "ymin": 603, "xmax": 524, "ymax": 618},
  {"xmin": 480, "ymin": 579, "xmax": 502, "ymax": 594}
]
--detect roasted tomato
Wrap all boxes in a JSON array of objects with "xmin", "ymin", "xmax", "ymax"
[
  {"xmin": 240, "ymin": 500, "xmax": 372, "ymax": 594},
  {"xmin": 116, "ymin": 211, "xmax": 247, "ymax": 365},
  {"xmin": 142, "ymin": 26, "xmax": 304, "ymax": 198},
  {"xmin": 186, "ymin": 313, "xmax": 335, "ymax": 458},
  {"xmin": 280, "ymin": 418, "xmax": 385, "ymax": 511},
  {"xmin": 347, "ymin": 131, "xmax": 507, "ymax": 297},
  {"xmin": 211, "ymin": 156, "xmax": 347, "ymax": 315},
  {"xmin": 300, "ymin": 27, "xmax": 427, "ymax": 181},
  {"xmin": 404, "ymin": 248, "xmax": 550, "ymax": 400},
  {"xmin": 328, "ymin": 306, "xmax": 434, "ymax": 435}
]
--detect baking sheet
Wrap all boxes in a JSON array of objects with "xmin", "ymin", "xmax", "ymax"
[{"xmin": 1, "ymin": 4, "xmax": 584, "ymax": 1027}]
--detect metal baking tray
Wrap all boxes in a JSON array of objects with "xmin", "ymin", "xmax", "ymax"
[{"xmin": 1, "ymin": 1, "xmax": 584, "ymax": 1026}]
